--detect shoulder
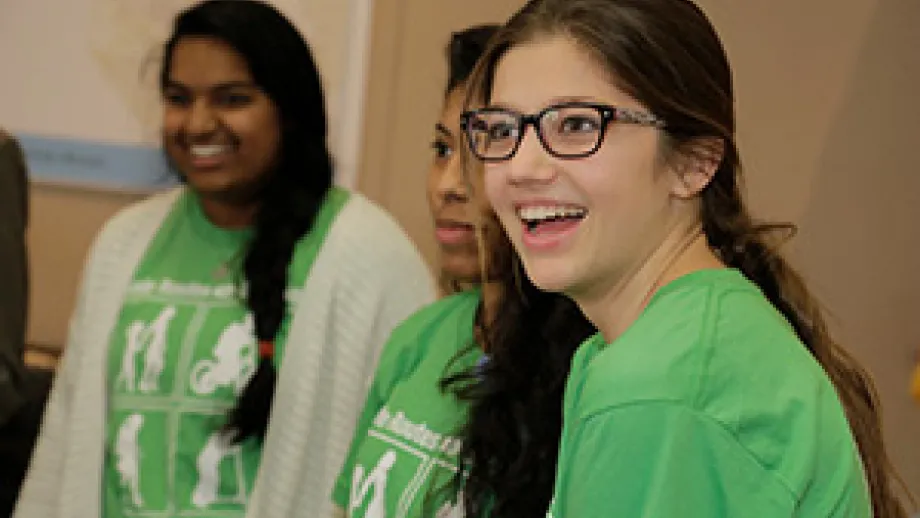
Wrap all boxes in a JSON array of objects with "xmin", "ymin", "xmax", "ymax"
[
  {"xmin": 62, "ymin": 188, "xmax": 183, "ymax": 366},
  {"xmin": 0, "ymin": 131, "xmax": 26, "ymax": 187},
  {"xmin": 705, "ymin": 282, "xmax": 830, "ymax": 398},
  {"xmin": 699, "ymin": 280, "xmax": 862, "ymax": 505},
  {"xmin": 321, "ymin": 190, "xmax": 434, "ymax": 290},
  {"xmin": 374, "ymin": 290, "xmax": 480, "ymax": 384},
  {"xmin": 0, "ymin": 129, "xmax": 23, "ymax": 156},
  {"xmin": 577, "ymin": 269, "xmax": 822, "ymax": 411},
  {"xmin": 572, "ymin": 269, "xmax": 859, "ymax": 504},
  {"xmin": 0, "ymin": 132, "xmax": 28, "ymax": 221},
  {"xmin": 694, "ymin": 271, "xmax": 836, "ymax": 430},
  {"xmin": 94, "ymin": 188, "xmax": 181, "ymax": 244},
  {"xmin": 332, "ymin": 191, "xmax": 422, "ymax": 256},
  {"xmin": 0, "ymin": 129, "xmax": 15, "ymax": 147},
  {"xmin": 83, "ymin": 187, "xmax": 183, "ymax": 274},
  {"xmin": 389, "ymin": 290, "xmax": 481, "ymax": 343}
]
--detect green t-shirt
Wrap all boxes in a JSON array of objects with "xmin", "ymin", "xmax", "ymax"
[
  {"xmin": 332, "ymin": 289, "xmax": 482, "ymax": 518},
  {"xmin": 547, "ymin": 269, "xmax": 871, "ymax": 518},
  {"xmin": 102, "ymin": 187, "xmax": 349, "ymax": 517}
]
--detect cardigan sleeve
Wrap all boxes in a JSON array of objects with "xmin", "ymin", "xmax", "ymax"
[
  {"xmin": 331, "ymin": 193, "xmax": 436, "ymax": 391},
  {"xmin": 270, "ymin": 193, "xmax": 435, "ymax": 518},
  {"xmin": 326, "ymin": 196, "xmax": 435, "ymax": 518},
  {"xmin": 13, "ymin": 190, "xmax": 181, "ymax": 518}
]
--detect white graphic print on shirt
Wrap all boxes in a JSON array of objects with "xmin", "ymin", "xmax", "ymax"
[
  {"xmin": 350, "ymin": 450, "xmax": 398, "ymax": 518},
  {"xmin": 435, "ymin": 500, "xmax": 464, "ymax": 518},
  {"xmin": 346, "ymin": 405, "xmax": 465, "ymax": 518},
  {"xmin": 115, "ymin": 413, "xmax": 145, "ymax": 507},
  {"xmin": 192, "ymin": 432, "xmax": 248, "ymax": 508},
  {"xmin": 116, "ymin": 305, "xmax": 176, "ymax": 393},
  {"xmin": 108, "ymin": 279, "xmax": 268, "ymax": 517},
  {"xmin": 190, "ymin": 313, "xmax": 256, "ymax": 396}
]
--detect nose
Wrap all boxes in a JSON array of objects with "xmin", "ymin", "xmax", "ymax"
[
  {"xmin": 184, "ymin": 98, "xmax": 219, "ymax": 138},
  {"xmin": 506, "ymin": 125, "xmax": 557, "ymax": 185},
  {"xmin": 436, "ymin": 156, "xmax": 469, "ymax": 202}
]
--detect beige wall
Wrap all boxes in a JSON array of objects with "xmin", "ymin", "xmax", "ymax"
[
  {"xmin": 26, "ymin": 185, "xmax": 141, "ymax": 347},
  {"xmin": 24, "ymin": 0, "xmax": 919, "ymax": 497}
]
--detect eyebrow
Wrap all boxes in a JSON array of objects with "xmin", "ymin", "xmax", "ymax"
[
  {"xmin": 489, "ymin": 95, "xmax": 601, "ymax": 111},
  {"xmin": 435, "ymin": 123, "xmax": 453, "ymax": 138},
  {"xmin": 164, "ymin": 80, "xmax": 258, "ymax": 90}
]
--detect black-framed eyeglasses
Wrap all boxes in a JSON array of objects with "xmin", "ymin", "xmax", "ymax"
[{"xmin": 460, "ymin": 101, "xmax": 665, "ymax": 162}]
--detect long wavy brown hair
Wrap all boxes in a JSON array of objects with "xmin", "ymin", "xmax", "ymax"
[{"xmin": 455, "ymin": 0, "xmax": 910, "ymax": 516}]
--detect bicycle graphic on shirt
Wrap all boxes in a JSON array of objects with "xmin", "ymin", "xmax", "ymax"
[{"xmin": 190, "ymin": 314, "xmax": 257, "ymax": 396}]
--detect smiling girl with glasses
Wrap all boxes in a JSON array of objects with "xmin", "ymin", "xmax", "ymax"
[{"xmin": 459, "ymin": 0, "xmax": 908, "ymax": 516}]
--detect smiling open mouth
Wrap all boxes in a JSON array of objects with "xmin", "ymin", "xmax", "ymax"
[
  {"xmin": 189, "ymin": 144, "xmax": 233, "ymax": 158},
  {"xmin": 517, "ymin": 205, "xmax": 588, "ymax": 234}
]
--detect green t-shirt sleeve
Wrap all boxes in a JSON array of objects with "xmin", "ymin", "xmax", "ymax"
[
  {"xmin": 330, "ymin": 306, "xmax": 439, "ymax": 508},
  {"xmin": 330, "ymin": 291, "xmax": 479, "ymax": 511},
  {"xmin": 551, "ymin": 402, "xmax": 796, "ymax": 518}
]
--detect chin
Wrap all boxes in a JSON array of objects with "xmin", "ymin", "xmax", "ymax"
[
  {"xmin": 187, "ymin": 175, "xmax": 259, "ymax": 204},
  {"xmin": 440, "ymin": 257, "xmax": 480, "ymax": 286},
  {"xmin": 519, "ymin": 255, "xmax": 578, "ymax": 294},
  {"xmin": 441, "ymin": 268, "xmax": 481, "ymax": 287},
  {"xmin": 184, "ymin": 171, "xmax": 234, "ymax": 190}
]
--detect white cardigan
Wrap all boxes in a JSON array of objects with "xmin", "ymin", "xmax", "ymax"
[{"xmin": 14, "ymin": 188, "xmax": 436, "ymax": 518}]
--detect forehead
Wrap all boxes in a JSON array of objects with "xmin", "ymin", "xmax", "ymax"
[
  {"xmin": 168, "ymin": 36, "xmax": 253, "ymax": 85},
  {"xmin": 489, "ymin": 35, "xmax": 637, "ymax": 112}
]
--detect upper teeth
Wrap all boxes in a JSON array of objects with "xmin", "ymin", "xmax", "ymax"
[
  {"xmin": 190, "ymin": 145, "xmax": 229, "ymax": 158},
  {"xmin": 517, "ymin": 206, "xmax": 586, "ymax": 222}
]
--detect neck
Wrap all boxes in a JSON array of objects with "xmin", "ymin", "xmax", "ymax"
[
  {"xmin": 198, "ymin": 196, "xmax": 259, "ymax": 229},
  {"xmin": 576, "ymin": 225, "xmax": 723, "ymax": 343}
]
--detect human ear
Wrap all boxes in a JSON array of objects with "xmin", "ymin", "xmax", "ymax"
[{"xmin": 670, "ymin": 137, "xmax": 723, "ymax": 199}]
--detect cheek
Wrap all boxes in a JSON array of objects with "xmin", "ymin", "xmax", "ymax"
[
  {"xmin": 161, "ymin": 112, "xmax": 183, "ymax": 162},
  {"xmin": 161, "ymin": 109, "xmax": 183, "ymax": 138},
  {"xmin": 482, "ymin": 166, "xmax": 507, "ymax": 211},
  {"xmin": 425, "ymin": 166, "xmax": 442, "ymax": 210},
  {"xmin": 582, "ymin": 139, "xmax": 661, "ymax": 200},
  {"xmin": 582, "ymin": 150, "xmax": 672, "ymax": 246},
  {"xmin": 231, "ymin": 107, "xmax": 282, "ymax": 154},
  {"xmin": 482, "ymin": 169, "xmax": 519, "ymax": 235}
]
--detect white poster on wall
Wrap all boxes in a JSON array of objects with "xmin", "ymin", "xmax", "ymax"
[{"xmin": 0, "ymin": 0, "xmax": 373, "ymax": 191}]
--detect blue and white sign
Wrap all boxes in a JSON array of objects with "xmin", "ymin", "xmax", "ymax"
[{"xmin": 15, "ymin": 133, "xmax": 176, "ymax": 190}]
